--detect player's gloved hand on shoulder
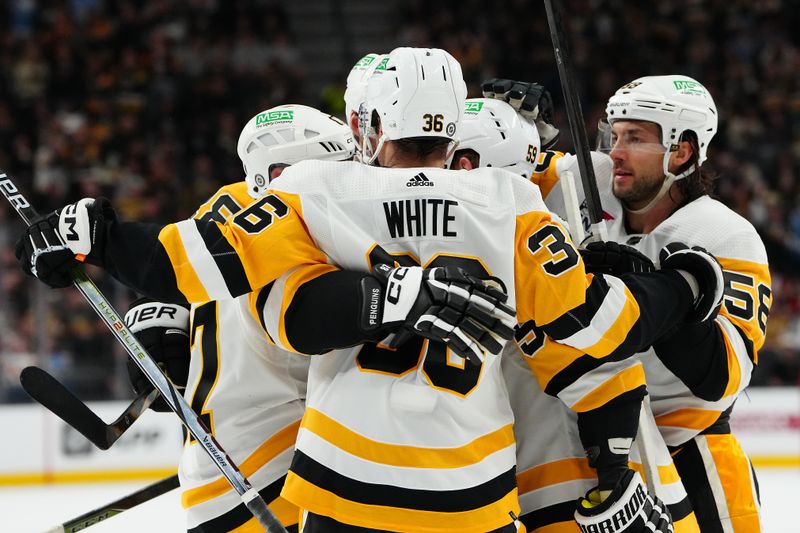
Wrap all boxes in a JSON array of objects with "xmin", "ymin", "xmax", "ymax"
[
  {"xmin": 14, "ymin": 197, "xmax": 116, "ymax": 288},
  {"xmin": 361, "ymin": 264, "xmax": 516, "ymax": 366},
  {"xmin": 123, "ymin": 298, "xmax": 191, "ymax": 412},
  {"xmin": 580, "ymin": 241, "xmax": 655, "ymax": 276},
  {"xmin": 575, "ymin": 469, "xmax": 672, "ymax": 533},
  {"xmin": 659, "ymin": 242, "xmax": 724, "ymax": 324},
  {"xmin": 481, "ymin": 77, "xmax": 560, "ymax": 149}
]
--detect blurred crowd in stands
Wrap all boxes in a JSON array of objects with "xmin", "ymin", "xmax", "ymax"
[{"xmin": 0, "ymin": 0, "xmax": 797, "ymax": 402}]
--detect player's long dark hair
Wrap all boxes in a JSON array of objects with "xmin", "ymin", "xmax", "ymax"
[{"xmin": 672, "ymin": 130, "xmax": 717, "ymax": 206}]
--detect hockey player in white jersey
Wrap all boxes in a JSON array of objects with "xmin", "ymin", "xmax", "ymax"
[
  {"xmin": 510, "ymin": 75, "xmax": 768, "ymax": 531},
  {"xmin": 596, "ymin": 76, "xmax": 768, "ymax": 532},
  {"xmin": 18, "ymin": 49, "xmax": 727, "ymax": 533},
  {"xmin": 452, "ymin": 96, "xmax": 700, "ymax": 532},
  {"xmin": 252, "ymin": 50, "xmax": 724, "ymax": 532},
  {"xmin": 123, "ymin": 104, "xmax": 355, "ymax": 533}
]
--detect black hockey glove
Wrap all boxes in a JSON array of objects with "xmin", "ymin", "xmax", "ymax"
[
  {"xmin": 123, "ymin": 298, "xmax": 191, "ymax": 412},
  {"xmin": 15, "ymin": 197, "xmax": 116, "ymax": 288},
  {"xmin": 580, "ymin": 241, "xmax": 655, "ymax": 276},
  {"xmin": 659, "ymin": 242, "xmax": 724, "ymax": 324},
  {"xmin": 481, "ymin": 77, "xmax": 560, "ymax": 149},
  {"xmin": 575, "ymin": 469, "xmax": 672, "ymax": 533},
  {"xmin": 361, "ymin": 264, "xmax": 516, "ymax": 366}
]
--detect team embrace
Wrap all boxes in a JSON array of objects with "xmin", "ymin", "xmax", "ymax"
[{"xmin": 16, "ymin": 47, "xmax": 769, "ymax": 533}]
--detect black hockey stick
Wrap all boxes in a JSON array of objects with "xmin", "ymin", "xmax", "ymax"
[
  {"xmin": 543, "ymin": 0, "xmax": 608, "ymax": 241},
  {"xmin": 0, "ymin": 172, "xmax": 288, "ymax": 533},
  {"xmin": 20, "ymin": 366, "xmax": 158, "ymax": 450},
  {"xmin": 45, "ymin": 474, "xmax": 180, "ymax": 532},
  {"xmin": 542, "ymin": 0, "xmax": 662, "ymax": 492}
]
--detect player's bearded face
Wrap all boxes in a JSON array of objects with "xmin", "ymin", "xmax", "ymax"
[{"xmin": 607, "ymin": 121, "xmax": 667, "ymax": 210}]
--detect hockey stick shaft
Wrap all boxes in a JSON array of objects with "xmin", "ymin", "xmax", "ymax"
[
  {"xmin": 20, "ymin": 366, "xmax": 158, "ymax": 450},
  {"xmin": 542, "ymin": 1, "xmax": 659, "ymax": 493},
  {"xmin": 543, "ymin": 0, "xmax": 607, "ymax": 241},
  {"xmin": 46, "ymin": 474, "xmax": 180, "ymax": 532},
  {"xmin": 0, "ymin": 173, "xmax": 287, "ymax": 533}
]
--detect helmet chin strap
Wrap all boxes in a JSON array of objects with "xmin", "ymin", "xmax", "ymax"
[
  {"xmin": 364, "ymin": 134, "xmax": 386, "ymax": 166},
  {"xmin": 368, "ymin": 135, "xmax": 386, "ymax": 166},
  {"xmin": 625, "ymin": 152, "xmax": 695, "ymax": 215},
  {"xmin": 443, "ymin": 139, "xmax": 460, "ymax": 169}
]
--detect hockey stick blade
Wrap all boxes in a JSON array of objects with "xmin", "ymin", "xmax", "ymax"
[
  {"xmin": 20, "ymin": 366, "xmax": 159, "ymax": 450},
  {"xmin": 45, "ymin": 474, "xmax": 180, "ymax": 533}
]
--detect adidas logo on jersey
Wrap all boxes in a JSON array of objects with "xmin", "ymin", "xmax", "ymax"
[{"xmin": 406, "ymin": 173, "xmax": 434, "ymax": 187}]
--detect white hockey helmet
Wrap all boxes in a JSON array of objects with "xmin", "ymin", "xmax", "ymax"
[
  {"xmin": 344, "ymin": 53, "xmax": 383, "ymax": 118},
  {"xmin": 237, "ymin": 104, "xmax": 355, "ymax": 198},
  {"xmin": 605, "ymin": 75, "xmax": 717, "ymax": 174},
  {"xmin": 361, "ymin": 47, "xmax": 467, "ymax": 164},
  {"xmin": 457, "ymin": 98, "xmax": 541, "ymax": 178},
  {"xmin": 603, "ymin": 75, "xmax": 718, "ymax": 213}
]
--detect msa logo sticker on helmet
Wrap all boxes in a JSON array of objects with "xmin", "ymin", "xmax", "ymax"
[
  {"xmin": 354, "ymin": 54, "xmax": 376, "ymax": 68},
  {"xmin": 374, "ymin": 57, "xmax": 390, "ymax": 71},
  {"xmin": 464, "ymin": 101, "xmax": 484, "ymax": 114},
  {"xmin": 256, "ymin": 110, "xmax": 294, "ymax": 126},
  {"xmin": 673, "ymin": 79, "xmax": 707, "ymax": 96},
  {"xmin": 446, "ymin": 122, "xmax": 456, "ymax": 136}
]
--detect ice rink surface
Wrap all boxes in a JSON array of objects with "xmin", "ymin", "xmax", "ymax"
[{"xmin": 0, "ymin": 468, "xmax": 797, "ymax": 532}]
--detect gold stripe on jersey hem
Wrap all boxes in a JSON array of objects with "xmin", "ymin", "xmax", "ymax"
[
  {"xmin": 655, "ymin": 408, "xmax": 723, "ymax": 431},
  {"xmin": 182, "ymin": 420, "xmax": 301, "ymax": 508},
  {"xmin": 282, "ymin": 471, "xmax": 520, "ymax": 533},
  {"xmin": 301, "ymin": 408, "xmax": 515, "ymax": 468},
  {"xmin": 158, "ymin": 224, "xmax": 210, "ymax": 302},
  {"xmin": 570, "ymin": 363, "xmax": 646, "ymax": 413},
  {"xmin": 516, "ymin": 457, "xmax": 595, "ymax": 495}
]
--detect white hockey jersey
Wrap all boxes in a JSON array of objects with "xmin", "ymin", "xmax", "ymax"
[
  {"xmin": 257, "ymin": 160, "xmax": 665, "ymax": 532},
  {"xmin": 179, "ymin": 182, "xmax": 309, "ymax": 532},
  {"xmin": 120, "ymin": 157, "xmax": 696, "ymax": 531},
  {"xmin": 536, "ymin": 151, "xmax": 771, "ymax": 447}
]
